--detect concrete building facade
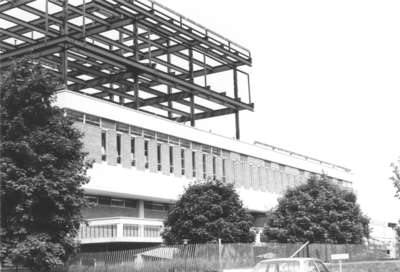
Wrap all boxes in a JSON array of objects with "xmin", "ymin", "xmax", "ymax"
[{"xmin": 55, "ymin": 90, "xmax": 354, "ymax": 249}]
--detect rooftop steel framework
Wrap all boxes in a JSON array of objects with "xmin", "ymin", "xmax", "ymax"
[{"xmin": 0, "ymin": 0, "xmax": 253, "ymax": 139}]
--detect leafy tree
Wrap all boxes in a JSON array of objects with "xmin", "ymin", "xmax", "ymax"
[
  {"xmin": 0, "ymin": 59, "xmax": 90, "ymax": 271},
  {"xmin": 390, "ymin": 159, "xmax": 400, "ymax": 237},
  {"xmin": 162, "ymin": 179, "xmax": 254, "ymax": 244},
  {"xmin": 390, "ymin": 159, "xmax": 400, "ymax": 199},
  {"xmin": 263, "ymin": 175, "xmax": 369, "ymax": 244}
]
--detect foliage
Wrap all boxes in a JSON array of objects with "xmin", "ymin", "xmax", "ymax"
[
  {"xmin": 390, "ymin": 159, "xmax": 400, "ymax": 237},
  {"xmin": 162, "ymin": 179, "xmax": 254, "ymax": 244},
  {"xmin": 390, "ymin": 159, "xmax": 400, "ymax": 199},
  {"xmin": 263, "ymin": 175, "xmax": 370, "ymax": 244},
  {"xmin": 0, "ymin": 59, "xmax": 91, "ymax": 271}
]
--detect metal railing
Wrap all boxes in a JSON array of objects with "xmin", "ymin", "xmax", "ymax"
[{"xmin": 133, "ymin": 0, "xmax": 251, "ymax": 58}]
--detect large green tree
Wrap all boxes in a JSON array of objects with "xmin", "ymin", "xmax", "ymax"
[
  {"xmin": 0, "ymin": 60, "xmax": 90, "ymax": 271},
  {"xmin": 263, "ymin": 175, "xmax": 369, "ymax": 244},
  {"xmin": 162, "ymin": 179, "xmax": 254, "ymax": 244}
]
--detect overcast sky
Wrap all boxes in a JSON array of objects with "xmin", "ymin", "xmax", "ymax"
[{"xmin": 162, "ymin": 0, "xmax": 400, "ymax": 223}]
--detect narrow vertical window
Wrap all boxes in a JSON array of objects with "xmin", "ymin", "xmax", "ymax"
[
  {"xmin": 212, "ymin": 156, "xmax": 216, "ymax": 180},
  {"xmin": 116, "ymin": 134, "xmax": 121, "ymax": 164},
  {"xmin": 169, "ymin": 146, "xmax": 174, "ymax": 173},
  {"xmin": 101, "ymin": 130, "xmax": 107, "ymax": 161},
  {"xmin": 222, "ymin": 159, "xmax": 226, "ymax": 182},
  {"xmin": 144, "ymin": 140, "xmax": 149, "ymax": 169},
  {"xmin": 192, "ymin": 151, "xmax": 196, "ymax": 178},
  {"xmin": 202, "ymin": 154, "xmax": 206, "ymax": 179},
  {"xmin": 233, "ymin": 161, "xmax": 237, "ymax": 184},
  {"xmin": 131, "ymin": 137, "xmax": 135, "ymax": 166},
  {"xmin": 157, "ymin": 143, "xmax": 161, "ymax": 171},
  {"xmin": 181, "ymin": 149, "xmax": 185, "ymax": 176}
]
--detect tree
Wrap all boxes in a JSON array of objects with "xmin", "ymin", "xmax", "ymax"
[
  {"xmin": 390, "ymin": 159, "xmax": 400, "ymax": 238},
  {"xmin": 390, "ymin": 159, "xmax": 400, "ymax": 199},
  {"xmin": 263, "ymin": 175, "xmax": 369, "ymax": 244},
  {"xmin": 162, "ymin": 179, "xmax": 255, "ymax": 244},
  {"xmin": 0, "ymin": 59, "xmax": 90, "ymax": 271}
]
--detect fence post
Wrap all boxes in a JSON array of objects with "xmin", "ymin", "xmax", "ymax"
[
  {"xmin": 325, "ymin": 244, "xmax": 328, "ymax": 262},
  {"xmin": 218, "ymin": 239, "xmax": 222, "ymax": 272}
]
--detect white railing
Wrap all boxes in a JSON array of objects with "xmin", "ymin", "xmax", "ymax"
[{"xmin": 78, "ymin": 217, "xmax": 163, "ymax": 244}]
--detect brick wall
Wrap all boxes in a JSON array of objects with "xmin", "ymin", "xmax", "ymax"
[
  {"xmin": 82, "ymin": 124, "xmax": 102, "ymax": 163},
  {"xmin": 121, "ymin": 133, "xmax": 131, "ymax": 169},
  {"xmin": 107, "ymin": 130, "xmax": 117, "ymax": 166}
]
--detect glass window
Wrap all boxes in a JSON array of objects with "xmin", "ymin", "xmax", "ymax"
[
  {"xmin": 192, "ymin": 151, "xmax": 196, "ymax": 177},
  {"xmin": 144, "ymin": 201, "xmax": 169, "ymax": 211},
  {"xmin": 131, "ymin": 137, "xmax": 135, "ymax": 166},
  {"xmin": 212, "ymin": 147, "xmax": 221, "ymax": 156},
  {"xmin": 116, "ymin": 122, "xmax": 129, "ymax": 133},
  {"xmin": 85, "ymin": 114, "xmax": 100, "ymax": 126},
  {"xmin": 169, "ymin": 136, "xmax": 179, "ymax": 145},
  {"xmin": 101, "ymin": 130, "xmax": 107, "ymax": 161},
  {"xmin": 212, "ymin": 156, "xmax": 216, "ymax": 180},
  {"xmin": 130, "ymin": 125, "xmax": 142, "ymax": 136},
  {"xmin": 144, "ymin": 140, "xmax": 149, "ymax": 169},
  {"xmin": 157, "ymin": 144, "xmax": 161, "ymax": 171},
  {"xmin": 116, "ymin": 134, "xmax": 121, "ymax": 164},
  {"xmin": 111, "ymin": 198, "xmax": 124, "ymax": 207},
  {"xmin": 202, "ymin": 145, "xmax": 211, "ymax": 154},
  {"xmin": 181, "ymin": 149, "xmax": 185, "ymax": 175},
  {"xmin": 86, "ymin": 195, "xmax": 98, "ymax": 205},
  {"xmin": 66, "ymin": 109, "xmax": 84, "ymax": 122},
  {"xmin": 202, "ymin": 154, "xmax": 206, "ymax": 179},
  {"xmin": 98, "ymin": 196, "xmax": 110, "ymax": 206},
  {"xmin": 180, "ymin": 139, "xmax": 190, "ymax": 148},
  {"xmin": 222, "ymin": 159, "xmax": 226, "ymax": 182},
  {"xmin": 157, "ymin": 132, "xmax": 168, "ymax": 143},
  {"xmin": 144, "ymin": 129, "xmax": 155, "ymax": 139},
  {"xmin": 169, "ymin": 146, "xmax": 174, "ymax": 173},
  {"xmin": 125, "ymin": 199, "xmax": 138, "ymax": 208}
]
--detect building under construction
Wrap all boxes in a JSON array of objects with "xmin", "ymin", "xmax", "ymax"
[{"xmin": 0, "ymin": 0, "xmax": 354, "ymax": 250}]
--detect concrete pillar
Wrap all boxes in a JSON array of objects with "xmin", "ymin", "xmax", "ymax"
[{"xmin": 138, "ymin": 200, "xmax": 144, "ymax": 218}]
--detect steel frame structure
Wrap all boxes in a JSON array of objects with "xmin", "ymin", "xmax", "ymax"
[{"xmin": 0, "ymin": 0, "xmax": 253, "ymax": 139}]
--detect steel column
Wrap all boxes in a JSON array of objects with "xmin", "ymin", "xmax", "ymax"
[{"xmin": 233, "ymin": 67, "xmax": 240, "ymax": 140}]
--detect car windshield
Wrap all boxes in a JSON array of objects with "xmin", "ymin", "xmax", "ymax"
[{"xmin": 254, "ymin": 260, "xmax": 300, "ymax": 272}]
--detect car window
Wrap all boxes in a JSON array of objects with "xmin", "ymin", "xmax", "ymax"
[
  {"xmin": 278, "ymin": 261, "xmax": 300, "ymax": 272},
  {"xmin": 314, "ymin": 261, "xmax": 330, "ymax": 272},
  {"xmin": 304, "ymin": 261, "xmax": 319, "ymax": 272},
  {"xmin": 254, "ymin": 261, "xmax": 300, "ymax": 272},
  {"xmin": 266, "ymin": 264, "xmax": 277, "ymax": 272},
  {"xmin": 254, "ymin": 262, "xmax": 269, "ymax": 272}
]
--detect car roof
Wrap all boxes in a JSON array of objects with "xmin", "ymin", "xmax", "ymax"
[{"xmin": 258, "ymin": 258, "xmax": 321, "ymax": 262}]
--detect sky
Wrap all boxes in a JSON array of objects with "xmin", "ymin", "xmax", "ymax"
[{"xmin": 162, "ymin": 0, "xmax": 400, "ymax": 223}]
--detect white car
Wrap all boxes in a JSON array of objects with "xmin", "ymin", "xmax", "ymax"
[{"xmin": 253, "ymin": 258, "xmax": 330, "ymax": 272}]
